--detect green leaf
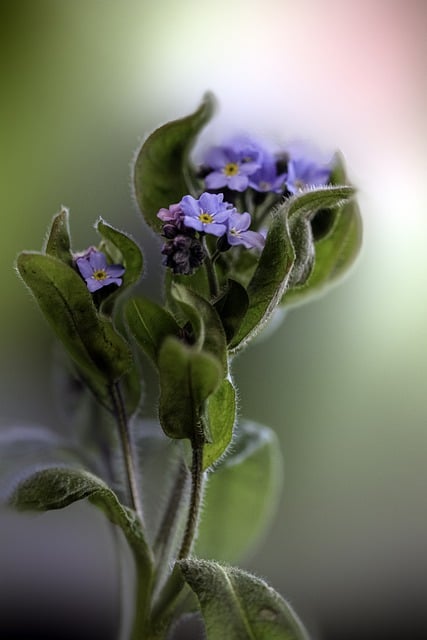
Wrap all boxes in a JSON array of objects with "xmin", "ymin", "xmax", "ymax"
[
  {"xmin": 0, "ymin": 426, "xmax": 87, "ymax": 503},
  {"xmin": 16, "ymin": 252, "xmax": 133, "ymax": 392},
  {"xmin": 10, "ymin": 467, "xmax": 153, "ymax": 623},
  {"xmin": 44, "ymin": 207, "xmax": 73, "ymax": 266},
  {"xmin": 197, "ymin": 421, "xmax": 282, "ymax": 561},
  {"xmin": 158, "ymin": 337, "xmax": 222, "ymax": 441},
  {"xmin": 133, "ymin": 92, "xmax": 216, "ymax": 231},
  {"xmin": 283, "ymin": 158, "xmax": 362, "ymax": 308},
  {"xmin": 171, "ymin": 283, "xmax": 228, "ymax": 376},
  {"xmin": 229, "ymin": 206, "xmax": 295, "ymax": 352},
  {"xmin": 214, "ymin": 279, "xmax": 249, "ymax": 344},
  {"xmin": 96, "ymin": 218, "xmax": 143, "ymax": 290},
  {"xmin": 125, "ymin": 296, "xmax": 180, "ymax": 366},
  {"xmin": 178, "ymin": 559, "xmax": 309, "ymax": 640},
  {"xmin": 202, "ymin": 378, "xmax": 236, "ymax": 471}
]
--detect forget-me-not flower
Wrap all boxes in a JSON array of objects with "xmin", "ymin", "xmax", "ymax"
[
  {"xmin": 180, "ymin": 192, "xmax": 233, "ymax": 236},
  {"xmin": 204, "ymin": 137, "xmax": 262, "ymax": 192},
  {"xmin": 226, "ymin": 211, "xmax": 265, "ymax": 250},
  {"xmin": 286, "ymin": 157, "xmax": 331, "ymax": 194},
  {"xmin": 76, "ymin": 249, "xmax": 125, "ymax": 292}
]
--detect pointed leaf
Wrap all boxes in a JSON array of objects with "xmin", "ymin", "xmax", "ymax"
[
  {"xmin": 229, "ymin": 206, "xmax": 295, "ymax": 352},
  {"xmin": 44, "ymin": 207, "xmax": 73, "ymax": 266},
  {"xmin": 171, "ymin": 283, "xmax": 228, "ymax": 376},
  {"xmin": 158, "ymin": 337, "xmax": 222, "ymax": 441},
  {"xmin": 10, "ymin": 467, "xmax": 153, "ymax": 618},
  {"xmin": 202, "ymin": 378, "xmax": 236, "ymax": 471},
  {"xmin": 0, "ymin": 425, "xmax": 87, "ymax": 503},
  {"xmin": 126, "ymin": 296, "xmax": 180, "ymax": 365},
  {"xmin": 179, "ymin": 559, "xmax": 309, "ymax": 640},
  {"xmin": 96, "ymin": 218, "xmax": 143, "ymax": 290},
  {"xmin": 16, "ymin": 253, "xmax": 133, "ymax": 388},
  {"xmin": 197, "ymin": 421, "xmax": 282, "ymax": 561},
  {"xmin": 133, "ymin": 92, "xmax": 216, "ymax": 231},
  {"xmin": 283, "ymin": 159, "xmax": 362, "ymax": 307}
]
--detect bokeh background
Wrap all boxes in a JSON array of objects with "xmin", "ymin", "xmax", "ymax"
[{"xmin": 1, "ymin": 1, "xmax": 427, "ymax": 638}]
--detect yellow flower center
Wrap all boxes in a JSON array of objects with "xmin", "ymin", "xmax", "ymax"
[
  {"xmin": 92, "ymin": 269, "xmax": 108, "ymax": 281},
  {"xmin": 198, "ymin": 212, "xmax": 214, "ymax": 224},
  {"xmin": 223, "ymin": 162, "xmax": 239, "ymax": 177}
]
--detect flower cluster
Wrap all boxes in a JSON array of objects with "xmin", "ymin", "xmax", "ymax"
[
  {"xmin": 156, "ymin": 134, "xmax": 332, "ymax": 278},
  {"xmin": 203, "ymin": 136, "xmax": 331, "ymax": 195},
  {"xmin": 157, "ymin": 192, "xmax": 265, "ymax": 275}
]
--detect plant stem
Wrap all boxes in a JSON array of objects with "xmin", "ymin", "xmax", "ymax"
[
  {"xmin": 154, "ymin": 458, "xmax": 189, "ymax": 558},
  {"xmin": 178, "ymin": 438, "xmax": 204, "ymax": 560},
  {"xmin": 110, "ymin": 382, "xmax": 145, "ymax": 526},
  {"xmin": 202, "ymin": 236, "xmax": 220, "ymax": 299}
]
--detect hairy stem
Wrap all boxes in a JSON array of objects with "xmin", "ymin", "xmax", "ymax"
[
  {"xmin": 202, "ymin": 236, "xmax": 220, "ymax": 299},
  {"xmin": 178, "ymin": 439, "xmax": 204, "ymax": 560},
  {"xmin": 110, "ymin": 382, "xmax": 144, "ymax": 526}
]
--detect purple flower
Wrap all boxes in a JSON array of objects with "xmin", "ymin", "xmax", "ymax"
[
  {"xmin": 157, "ymin": 203, "xmax": 184, "ymax": 226},
  {"xmin": 226, "ymin": 211, "xmax": 265, "ymax": 250},
  {"xmin": 286, "ymin": 157, "xmax": 331, "ymax": 194},
  {"xmin": 76, "ymin": 249, "xmax": 125, "ymax": 292},
  {"xmin": 204, "ymin": 137, "xmax": 262, "ymax": 191},
  {"xmin": 249, "ymin": 155, "xmax": 287, "ymax": 193},
  {"xmin": 180, "ymin": 192, "xmax": 233, "ymax": 237}
]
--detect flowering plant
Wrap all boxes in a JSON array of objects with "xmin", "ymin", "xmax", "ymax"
[{"xmin": 6, "ymin": 93, "xmax": 361, "ymax": 639}]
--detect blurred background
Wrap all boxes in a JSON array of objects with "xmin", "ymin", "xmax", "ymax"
[{"xmin": 1, "ymin": 1, "xmax": 426, "ymax": 638}]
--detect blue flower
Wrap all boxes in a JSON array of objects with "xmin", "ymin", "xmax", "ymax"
[
  {"xmin": 204, "ymin": 137, "xmax": 262, "ymax": 192},
  {"xmin": 180, "ymin": 192, "xmax": 233, "ymax": 237},
  {"xmin": 76, "ymin": 249, "xmax": 125, "ymax": 292},
  {"xmin": 286, "ymin": 157, "xmax": 331, "ymax": 194},
  {"xmin": 226, "ymin": 211, "xmax": 265, "ymax": 250},
  {"xmin": 249, "ymin": 154, "xmax": 287, "ymax": 193}
]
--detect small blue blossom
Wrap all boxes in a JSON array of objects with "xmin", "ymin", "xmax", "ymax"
[
  {"xmin": 226, "ymin": 211, "xmax": 265, "ymax": 250},
  {"xmin": 180, "ymin": 192, "xmax": 233, "ymax": 237},
  {"xmin": 249, "ymin": 155, "xmax": 287, "ymax": 193},
  {"xmin": 76, "ymin": 248, "xmax": 125, "ymax": 293},
  {"xmin": 204, "ymin": 137, "xmax": 262, "ymax": 192},
  {"xmin": 286, "ymin": 157, "xmax": 331, "ymax": 194}
]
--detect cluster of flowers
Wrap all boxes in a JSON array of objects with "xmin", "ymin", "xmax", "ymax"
[
  {"xmin": 157, "ymin": 192, "xmax": 265, "ymax": 275},
  {"xmin": 202, "ymin": 136, "xmax": 331, "ymax": 195},
  {"xmin": 74, "ymin": 136, "xmax": 332, "ymax": 291},
  {"xmin": 157, "ymin": 136, "xmax": 331, "ymax": 276}
]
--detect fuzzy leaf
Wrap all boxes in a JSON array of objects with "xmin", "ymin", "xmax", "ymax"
[
  {"xmin": 0, "ymin": 426, "xmax": 87, "ymax": 503},
  {"xmin": 197, "ymin": 421, "xmax": 282, "ymax": 561},
  {"xmin": 96, "ymin": 218, "xmax": 143, "ymax": 290},
  {"xmin": 171, "ymin": 283, "xmax": 228, "ymax": 376},
  {"xmin": 133, "ymin": 92, "xmax": 216, "ymax": 231},
  {"xmin": 202, "ymin": 378, "xmax": 236, "ymax": 471},
  {"xmin": 10, "ymin": 467, "xmax": 153, "ymax": 614},
  {"xmin": 229, "ymin": 206, "xmax": 295, "ymax": 352},
  {"xmin": 283, "ymin": 158, "xmax": 362, "ymax": 307},
  {"xmin": 44, "ymin": 207, "xmax": 73, "ymax": 266},
  {"xmin": 16, "ymin": 253, "xmax": 133, "ymax": 391},
  {"xmin": 126, "ymin": 296, "xmax": 180, "ymax": 366},
  {"xmin": 158, "ymin": 337, "xmax": 222, "ymax": 441},
  {"xmin": 179, "ymin": 559, "xmax": 309, "ymax": 640}
]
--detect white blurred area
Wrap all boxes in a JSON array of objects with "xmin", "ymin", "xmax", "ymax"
[{"xmin": 1, "ymin": 0, "xmax": 427, "ymax": 637}]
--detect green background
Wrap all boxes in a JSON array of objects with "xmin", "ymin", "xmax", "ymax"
[{"xmin": 1, "ymin": 1, "xmax": 427, "ymax": 638}]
